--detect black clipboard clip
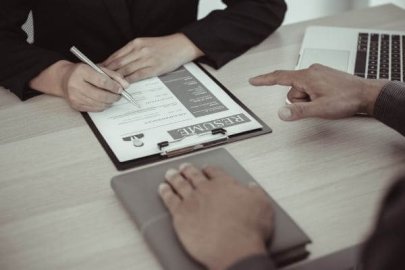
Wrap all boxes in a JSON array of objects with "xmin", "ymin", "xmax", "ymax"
[{"xmin": 158, "ymin": 128, "xmax": 228, "ymax": 158}]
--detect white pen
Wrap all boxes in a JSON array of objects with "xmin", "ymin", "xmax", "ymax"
[{"xmin": 70, "ymin": 46, "xmax": 140, "ymax": 108}]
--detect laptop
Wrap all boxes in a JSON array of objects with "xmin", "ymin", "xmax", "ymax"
[{"xmin": 297, "ymin": 26, "xmax": 405, "ymax": 82}]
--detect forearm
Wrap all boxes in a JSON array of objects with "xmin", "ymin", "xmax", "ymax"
[
  {"xmin": 0, "ymin": 3, "xmax": 66, "ymax": 100},
  {"xmin": 181, "ymin": 0, "xmax": 287, "ymax": 68},
  {"xmin": 361, "ymin": 176, "xmax": 405, "ymax": 270},
  {"xmin": 373, "ymin": 81, "xmax": 405, "ymax": 136}
]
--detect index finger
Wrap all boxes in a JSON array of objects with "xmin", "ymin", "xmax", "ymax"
[
  {"xmin": 85, "ymin": 70, "xmax": 122, "ymax": 94},
  {"xmin": 101, "ymin": 67, "xmax": 130, "ymax": 89},
  {"xmin": 249, "ymin": 70, "xmax": 303, "ymax": 87}
]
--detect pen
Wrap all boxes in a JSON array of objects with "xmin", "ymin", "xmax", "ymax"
[{"xmin": 70, "ymin": 46, "xmax": 140, "ymax": 107}]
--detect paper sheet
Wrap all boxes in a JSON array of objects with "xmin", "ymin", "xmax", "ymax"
[{"xmin": 88, "ymin": 63, "xmax": 263, "ymax": 162}]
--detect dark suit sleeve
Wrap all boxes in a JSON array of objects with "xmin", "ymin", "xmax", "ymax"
[
  {"xmin": 227, "ymin": 254, "xmax": 277, "ymax": 270},
  {"xmin": 181, "ymin": 0, "xmax": 287, "ymax": 68},
  {"xmin": 361, "ymin": 176, "xmax": 405, "ymax": 270},
  {"xmin": 373, "ymin": 81, "xmax": 405, "ymax": 136},
  {"xmin": 0, "ymin": 0, "xmax": 65, "ymax": 100}
]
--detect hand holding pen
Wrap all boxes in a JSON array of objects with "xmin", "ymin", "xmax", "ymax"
[
  {"xmin": 70, "ymin": 47, "xmax": 139, "ymax": 108},
  {"xmin": 47, "ymin": 56, "xmax": 130, "ymax": 112}
]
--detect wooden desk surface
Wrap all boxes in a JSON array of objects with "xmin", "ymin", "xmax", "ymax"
[{"xmin": 1, "ymin": 4, "xmax": 405, "ymax": 270}]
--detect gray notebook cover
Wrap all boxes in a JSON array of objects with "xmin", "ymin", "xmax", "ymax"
[{"xmin": 111, "ymin": 148, "xmax": 311, "ymax": 269}]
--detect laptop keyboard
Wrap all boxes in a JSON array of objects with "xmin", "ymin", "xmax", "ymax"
[{"xmin": 354, "ymin": 33, "xmax": 404, "ymax": 81}]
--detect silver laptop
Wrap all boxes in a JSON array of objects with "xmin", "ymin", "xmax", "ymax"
[{"xmin": 297, "ymin": 26, "xmax": 405, "ymax": 82}]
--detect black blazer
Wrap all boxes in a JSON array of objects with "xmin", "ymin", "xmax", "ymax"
[{"xmin": 0, "ymin": 0, "xmax": 287, "ymax": 100}]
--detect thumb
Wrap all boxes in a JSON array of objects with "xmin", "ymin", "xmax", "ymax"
[{"xmin": 278, "ymin": 102, "xmax": 323, "ymax": 121}]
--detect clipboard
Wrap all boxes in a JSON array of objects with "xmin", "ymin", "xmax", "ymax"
[{"xmin": 81, "ymin": 62, "xmax": 272, "ymax": 170}]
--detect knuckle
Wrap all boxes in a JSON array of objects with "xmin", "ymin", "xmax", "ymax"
[
  {"xmin": 202, "ymin": 165, "xmax": 215, "ymax": 173},
  {"xmin": 113, "ymin": 71, "xmax": 124, "ymax": 80},
  {"xmin": 97, "ymin": 77, "xmax": 108, "ymax": 87},
  {"xmin": 137, "ymin": 69, "xmax": 147, "ymax": 77},
  {"xmin": 141, "ymin": 46, "xmax": 151, "ymax": 55},
  {"xmin": 208, "ymin": 165, "xmax": 220, "ymax": 172},
  {"xmin": 76, "ymin": 63, "xmax": 86, "ymax": 72},
  {"xmin": 132, "ymin": 38, "xmax": 143, "ymax": 47},
  {"xmin": 76, "ymin": 64, "xmax": 90, "ymax": 76},
  {"xmin": 122, "ymin": 67, "xmax": 131, "ymax": 76},
  {"xmin": 187, "ymin": 170, "xmax": 200, "ymax": 179},
  {"xmin": 181, "ymin": 165, "xmax": 194, "ymax": 174},
  {"xmin": 126, "ymin": 76, "xmax": 136, "ymax": 83},
  {"xmin": 172, "ymin": 176, "xmax": 184, "ymax": 186},
  {"xmin": 308, "ymin": 63, "xmax": 322, "ymax": 71},
  {"xmin": 138, "ymin": 69, "xmax": 151, "ymax": 78},
  {"xmin": 113, "ymin": 60, "xmax": 123, "ymax": 68}
]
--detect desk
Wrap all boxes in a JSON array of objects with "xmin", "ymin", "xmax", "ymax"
[{"xmin": 1, "ymin": 4, "xmax": 405, "ymax": 270}]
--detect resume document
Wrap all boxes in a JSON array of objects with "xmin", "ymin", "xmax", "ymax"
[{"xmin": 88, "ymin": 63, "xmax": 263, "ymax": 162}]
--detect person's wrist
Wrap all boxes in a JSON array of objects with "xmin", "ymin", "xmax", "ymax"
[
  {"xmin": 359, "ymin": 79, "xmax": 388, "ymax": 115},
  {"xmin": 207, "ymin": 237, "xmax": 267, "ymax": 270},
  {"xmin": 29, "ymin": 60, "xmax": 75, "ymax": 97},
  {"xmin": 173, "ymin": 33, "xmax": 204, "ymax": 62},
  {"xmin": 58, "ymin": 61, "xmax": 77, "ymax": 97}
]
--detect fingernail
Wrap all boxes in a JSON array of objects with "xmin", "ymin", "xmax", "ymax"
[
  {"xmin": 165, "ymin": 169, "xmax": 178, "ymax": 178},
  {"xmin": 179, "ymin": 163, "xmax": 192, "ymax": 171},
  {"xmin": 278, "ymin": 106, "xmax": 293, "ymax": 120},
  {"xmin": 158, "ymin": 183, "xmax": 169, "ymax": 193},
  {"xmin": 118, "ymin": 87, "xmax": 124, "ymax": 94}
]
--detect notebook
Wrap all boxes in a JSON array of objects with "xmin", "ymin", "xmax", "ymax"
[
  {"xmin": 297, "ymin": 26, "xmax": 405, "ymax": 81},
  {"xmin": 111, "ymin": 148, "xmax": 311, "ymax": 270}
]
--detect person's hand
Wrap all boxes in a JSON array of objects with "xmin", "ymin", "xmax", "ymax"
[
  {"xmin": 249, "ymin": 64, "xmax": 388, "ymax": 121},
  {"xmin": 159, "ymin": 163, "xmax": 273, "ymax": 270},
  {"xmin": 30, "ymin": 60, "xmax": 130, "ymax": 112},
  {"xmin": 60, "ymin": 62, "xmax": 130, "ymax": 112},
  {"xmin": 102, "ymin": 33, "xmax": 204, "ymax": 83}
]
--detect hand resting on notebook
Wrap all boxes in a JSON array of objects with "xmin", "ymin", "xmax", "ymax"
[
  {"xmin": 158, "ymin": 163, "xmax": 273, "ymax": 270},
  {"xmin": 157, "ymin": 65, "xmax": 404, "ymax": 270}
]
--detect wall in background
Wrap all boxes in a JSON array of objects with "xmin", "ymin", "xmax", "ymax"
[
  {"xmin": 369, "ymin": 0, "xmax": 405, "ymax": 8},
  {"xmin": 198, "ymin": 0, "xmax": 405, "ymax": 23},
  {"xmin": 283, "ymin": 0, "xmax": 352, "ymax": 24}
]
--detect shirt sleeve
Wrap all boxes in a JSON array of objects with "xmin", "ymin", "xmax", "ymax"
[
  {"xmin": 181, "ymin": 0, "xmax": 287, "ymax": 69},
  {"xmin": 0, "ymin": 0, "xmax": 66, "ymax": 100},
  {"xmin": 373, "ymin": 81, "xmax": 405, "ymax": 136},
  {"xmin": 361, "ymin": 176, "xmax": 405, "ymax": 270},
  {"xmin": 227, "ymin": 254, "xmax": 277, "ymax": 270}
]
